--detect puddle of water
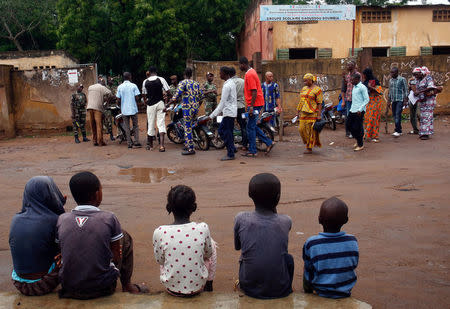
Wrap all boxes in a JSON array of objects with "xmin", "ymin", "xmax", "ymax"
[{"xmin": 119, "ymin": 167, "xmax": 176, "ymax": 183}]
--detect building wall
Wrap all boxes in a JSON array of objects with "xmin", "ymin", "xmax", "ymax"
[
  {"xmin": 0, "ymin": 65, "xmax": 15, "ymax": 138},
  {"xmin": 11, "ymin": 66, "xmax": 96, "ymax": 134},
  {"xmin": 0, "ymin": 50, "xmax": 78, "ymax": 70},
  {"xmin": 237, "ymin": 0, "xmax": 273, "ymax": 61},
  {"xmin": 357, "ymin": 7, "xmax": 450, "ymax": 56},
  {"xmin": 256, "ymin": 5, "xmax": 450, "ymax": 59}
]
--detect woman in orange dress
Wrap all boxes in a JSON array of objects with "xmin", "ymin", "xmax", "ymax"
[
  {"xmin": 295, "ymin": 73, "xmax": 323, "ymax": 154},
  {"xmin": 362, "ymin": 68, "xmax": 383, "ymax": 142}
]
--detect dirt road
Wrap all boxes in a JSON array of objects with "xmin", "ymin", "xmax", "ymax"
[{"xmin": 0, "ymin": 117, "xmax": 449, "ymax": 308}]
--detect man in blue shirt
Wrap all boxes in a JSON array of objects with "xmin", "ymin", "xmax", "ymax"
[
  {"xmin": 347, "ymin": 73, "xmax": 369, "ymax": 151},
  {"xmin": 116, "ymin": 72, "xmax": 142, "ymax": 148},
  {"xmin": 261, "ymin": 71, "xmax": 281, "ymax": 127}
]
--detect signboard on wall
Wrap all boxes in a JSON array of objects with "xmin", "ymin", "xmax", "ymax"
[{"xmin": 260, "ymin": 5, "xmax": 356, "ymax": 22}]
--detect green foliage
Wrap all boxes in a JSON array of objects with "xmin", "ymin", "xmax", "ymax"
[
  {"xmin": 55, "ymin": 0, "xmax": 250, "ymax": 77},
  {"xmin": 0, "ymin": 0, "xmax": 57, "ymax": 51}
]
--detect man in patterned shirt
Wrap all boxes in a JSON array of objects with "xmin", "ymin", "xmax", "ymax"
[
  {"xmin": 261, "ymin": 71, "xmax": 282, "ymax": 127},
  {"xmin": 387, "ymin": 67, "xmax": 408, "ymax": 137}
]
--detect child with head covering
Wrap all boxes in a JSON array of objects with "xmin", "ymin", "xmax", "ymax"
[{"xmin": 9, "ymin": 176, "xmax": 66, "ymax": 296}]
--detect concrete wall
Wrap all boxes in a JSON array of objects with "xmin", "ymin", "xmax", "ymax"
[
  {"xmin": 0, "ymin": 50, "xmax": 78, "ymax": 70},
  {"xmin": 242, "ymin": 5, "xmax": 450, "ymax": 60},
  {"xmin": 0, "ymin": 65, "xmax": 15, "ymax": 138},
  {"xmin": 357, "ymin": 6, "xmax": 450, "ymax": 56},
  {"xmin": 372, "ymin": 55, "xmax": 450, "ymax": 113},
  {"xmin": 237, "ymin": 0, "xmax": 273, "ymax": 61},
  {"xmin": 11, "ymin": 66, "xmax": 96, "ymax": 134}
]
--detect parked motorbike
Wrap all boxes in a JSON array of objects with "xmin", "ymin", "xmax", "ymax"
[
  {"xmin": 104, "ymin": 101, "xmax": 130, "ymax": 144},
  {"xmin": 210, "ymin": 110, "xmax": 276, "ymax": 151},
  {"xmin": 166, "ymin": 104, "xmax": 212, "ymax": 151},
  {"xmin": 321, "ymin": 102, "xmax": 337, "ymax": 130}
]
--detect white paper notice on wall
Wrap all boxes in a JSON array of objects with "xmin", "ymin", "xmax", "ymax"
[{"xmin": 68, "ymin": 69, "xmax": 78, "ymax": 84}]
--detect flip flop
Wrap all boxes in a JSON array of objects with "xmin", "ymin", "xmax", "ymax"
[
  {"xmin": 241, "ymin": 152, "xmax": 257, "ymax": 158},
  {"xmin": 132, "ymin": 283, "xmax": 149, "ymax": 294},
  {"xmin": 159, "ymin": 146, "xmax": 165, "ymax": 152},
  {"xmin": 265, "ymin": 142, "xmax": 275, "ymax": 155}
]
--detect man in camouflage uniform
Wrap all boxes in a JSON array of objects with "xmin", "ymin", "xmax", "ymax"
[
  {"xmin": 203, "ymin": 72, "xmax": 218, "ymax": 130},
  {"xmin": 102, "ymin": 75, "xmax": 117, "ymax": 141},
  {"xmin": 168, "ymin": 75, "xmax": 180, "ymax": 120},
  {"xmin": 203, "ymin": 72, "xmax": 218, "ymax": 115},
  {"xmin": 70, "ymin": 84, "xmax": 89, "ymax": 143}
]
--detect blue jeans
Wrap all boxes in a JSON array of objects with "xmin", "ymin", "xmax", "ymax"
[
  {"xmin": 247, "ymin": 106, "xmax": 272, "ymax": 154},
  {"xmin": 345, "ymin": 100, "xmax": 352, "ymax": 135},
  {"xmin": 391, "ymin": 101, "xmax": 403, "ymax": 133},
  {"xmin": 218, "ymin": 116, "xmax": 236, "ymax": 158}
]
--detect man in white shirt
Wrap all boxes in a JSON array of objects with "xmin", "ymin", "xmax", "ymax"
[
  {"xmin": 206, "ymin": 66, "xmax": 237, "ymax": 161},
  {"xmin": 142, "ymin": 66, "xmax": 170, "ymax": 151}
]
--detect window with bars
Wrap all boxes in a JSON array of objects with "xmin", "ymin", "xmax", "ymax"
[
  {"xmin": 433, "ymin": 9, "xmax": 450, "ymax": 22},
  {"xmin": 362, "ymin": 10, "xmax": 391, "ymax": 23}
]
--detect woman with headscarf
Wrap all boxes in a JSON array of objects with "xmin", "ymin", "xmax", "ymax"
[
  {"xmin": 415, "ymin": 66, "xmax": 441, "ymax": 140},
  {"xmin": 362, "ymin": 68, "xmax": 383, "ymax": 142},
  {"xmin": 295, "ymin": 73, "xmax": 323, "ymax": 154},
  {"xmin": 9, "ymin": 176, "xmax": 66, "ymax": 296}
]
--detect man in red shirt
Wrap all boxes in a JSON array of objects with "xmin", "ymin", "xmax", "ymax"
[{"xmin": 239, "ymin": 57, "xmax": 274, "ymax": 157}]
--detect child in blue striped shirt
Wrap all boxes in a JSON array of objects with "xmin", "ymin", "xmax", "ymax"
[{"xmin": 302, "ymin": 197, "xmax": 359, "ymax": 299}]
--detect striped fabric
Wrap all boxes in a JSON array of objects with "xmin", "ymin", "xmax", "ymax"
[{"xmin": 303, "ymin": 232, "xmax": 359, "ymax": 298}]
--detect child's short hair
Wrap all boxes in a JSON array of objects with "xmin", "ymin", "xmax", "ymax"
[
  {"xmin": 69, "ymin": 171, "xmax": 101, "ymax": 205},
  {"xmin": 249, "ymin": 173, "xmax": 281, "ymax": 210},
  {"xmin": 166, "ymin": 185, "xmax": 197, "ymax": 217}
]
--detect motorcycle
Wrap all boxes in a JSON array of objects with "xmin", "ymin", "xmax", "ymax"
[
  {"xmin": 104, "ymin": 100, "xmax": 130, "ymax": 144},
  {"xmin": 166, "ymin": 104, "xmax": 212, "ymax": 151},
  {"xmin": 210, "ymin": 110, "xmax": 276, "ymax": 151},
  {"xmin": 321, "ymin": 102, "xmax": 337, "ymax": 131}
]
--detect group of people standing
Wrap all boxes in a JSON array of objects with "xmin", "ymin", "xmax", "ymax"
[
  {"xmin": 299, "ymin": 60, "xmax": 442, "ymax": 154},
  {"xmin": 70, "ymin": 57, "xmax": 278, "ymax": 159}
]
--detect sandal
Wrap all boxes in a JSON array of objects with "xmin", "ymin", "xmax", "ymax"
[
  {"xmin": 265, "ymin": 142, "xmax": 275, "ymax": 155},
  {"xmin": 159, "ymin": 146, "xmax": 165, "ymax": 152},
  {"xmin": 241, "ymin": 152, "xmax": 257, "ymax": 158},
  {"xmin": 125, "ymin": 283, "xmax": 149, "ymax": 294}
]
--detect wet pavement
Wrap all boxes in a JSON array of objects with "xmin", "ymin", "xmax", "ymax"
[{"xmin": 0, "ymin": 292, "xmax": 371, "ymax": 309}]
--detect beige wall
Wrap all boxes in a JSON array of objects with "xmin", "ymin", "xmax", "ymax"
[
  {"xmin": 270, "ymin": 6, "xmax": 450, "ymax": 59},
  {"xmin": 11, "ymin": 66, "xmax": 96, "ymax": 134},
  {"xmin": 0, "ymin": 65, "xmax": 15, "ymax": 138},
  {"xmin": 358, "ymin": 7, "xmax": 450, "ymax": 56},
  {"xmin": 273, "ymin": 21, "xmax": 354, "ymax": 59},
  {"xmin": 0, "ymin": 51, "xmax": 78, "ymax": 70}
]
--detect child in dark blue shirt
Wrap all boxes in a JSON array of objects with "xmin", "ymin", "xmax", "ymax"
[{"xmin": 302, "ymin": 197, "xmax": 359, "ymax": 299}]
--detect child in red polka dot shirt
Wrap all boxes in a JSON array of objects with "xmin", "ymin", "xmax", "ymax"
[{"xmin": 152, "ymin": 185, "xmax": 217, "ymax": 296}]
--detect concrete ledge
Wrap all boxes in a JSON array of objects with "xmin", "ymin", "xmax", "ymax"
[{"xmin": 0, "ymin": 291, "xmax": 371, "ymax": 309}]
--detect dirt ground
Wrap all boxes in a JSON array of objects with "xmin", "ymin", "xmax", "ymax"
[{"xmin": 0, "ymin": 115, "xmax": 449, "ymax": 309}]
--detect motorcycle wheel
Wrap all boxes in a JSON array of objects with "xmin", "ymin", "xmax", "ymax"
[
  {"xmin": 256, "ymin": 125, "xmax": 274, "ymax": 152},
  {"xmin": 211, "ymin": 130, "xmax": 225, "ymax": 149},
  {"xmin": 194, "ymin": 128, "xmax": 210, "ymax": 151},
  {"xmin": 331, "ymin": 118, "xmax": 337, "ymax": 131},
  {"xmin": 167, "ymin": 126, "xmax": 183, "ymax": 144}
]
